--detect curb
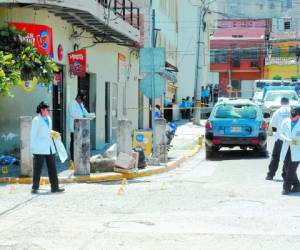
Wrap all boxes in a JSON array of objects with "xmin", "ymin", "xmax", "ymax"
[{"xmin": 0, "ymin": 145, "xmax": 202, "ymax": 185}]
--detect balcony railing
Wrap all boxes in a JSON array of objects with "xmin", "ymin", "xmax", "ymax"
[{"xmin": 98, "ymin": 0, "xmax": 140, "ymax": 30}]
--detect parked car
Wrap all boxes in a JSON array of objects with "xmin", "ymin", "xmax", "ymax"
[
  {"xmin": 205, "ymin": 99, "xmax": 268, "ymax": 159},
  {"xmin": 253, "ymin": 91, "xmax": 263, "ymax": 105},
  {"xmin": 262, "ymin": 88, "xmax": 300, "ymax": 115}
]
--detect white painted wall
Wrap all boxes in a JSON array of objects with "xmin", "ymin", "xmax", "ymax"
[{"xmin": 0, "ymin": 7, "xmax": 140, "ymax": 153}]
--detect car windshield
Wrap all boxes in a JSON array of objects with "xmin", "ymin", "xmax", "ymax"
[
  {"xmin": 214, "ymin": 104, "xmax": 257, "ymax": 119},
  {"xmin": 265, "ymin": 91, "xmax": 299, "ymax": 102}
]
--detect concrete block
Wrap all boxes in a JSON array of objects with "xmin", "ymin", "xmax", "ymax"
[
  {"xmin": 74, "ymin": 118, "xmax": 90, "ymax": 175},
  {"xmin": 153, "ymin": 118, "xmax": 168, "ymax": 163},
  {"xmin": 117, "ymin": 120, "xmax": 133, "ymax": 155},
  {"xmin": 20, "ymin": 116, "xmax": 33, "ymax": 177},
  {"xmin": 90, "ymin": 154, "xmax": 116, "ymax": 173}
]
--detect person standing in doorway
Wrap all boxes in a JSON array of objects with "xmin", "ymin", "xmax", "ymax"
[
  {"xmin": 266, "ymin": 97, "xmax": 290, "ymax": 180},
  {"xmin": 30, "ymin": 102, "xmax": 65, "ymax": 194},
  {"xmin": 279, "ymin": 107, "xmax": 300, "ymax": 195},
  {"xmin": 68, "ymin": 92, "xmax": 88, "ymax": 162}
]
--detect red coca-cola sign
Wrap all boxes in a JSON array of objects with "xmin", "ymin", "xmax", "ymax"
[{"xmin": 68, "ymin": 49, "xmax": 87, "ymax": 77}]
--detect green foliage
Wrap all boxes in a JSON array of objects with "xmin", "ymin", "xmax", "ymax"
[
  {"xmin": 273, "ymin": 75, "xmax": 282, "ymax": 80},
  {"xmin": 0, "ymin": 51, "xmax": 20, "ymax": 97},
  {"xmin": 291, "ymin": 76, "xmax": 299, "ymax": 81},
  {"xmin": 0, "ymin": 23, "xmax": 58, "ymax": 96}
]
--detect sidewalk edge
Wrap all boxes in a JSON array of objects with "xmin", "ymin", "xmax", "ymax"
[{"xmin": 0, "ymin": 145, "xmax": 202, "ymax": 185}]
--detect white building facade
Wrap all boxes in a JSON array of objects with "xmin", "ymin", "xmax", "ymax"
[{"xmin": 0, "ymin": 0, "xmax": 143, "ymax": 154}]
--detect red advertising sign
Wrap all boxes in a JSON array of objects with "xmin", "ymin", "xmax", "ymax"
[
  {"xmin": 68, "ymin": 49, "xmax": 87, "ymax": 77},
  {"xmin": 9, "ymin": 22, "xmax": 54, "ymax": 58}
]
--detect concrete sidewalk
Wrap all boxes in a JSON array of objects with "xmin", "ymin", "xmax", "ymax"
[{"xmin": 0, "ymin": 121, "xmax": 205, "ymax": 184}]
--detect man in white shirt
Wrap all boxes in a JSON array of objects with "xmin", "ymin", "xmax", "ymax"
[
  {"xmin": 266, "ymin": 97, "xmax": 290, "ymax": 180},
  {"xmin": 68, "ymin": 92, "xmax": 88, "ymax": 161},
  {"xmin": 279, "ymin": 106, "xmax": 300, "ymax": 195}
]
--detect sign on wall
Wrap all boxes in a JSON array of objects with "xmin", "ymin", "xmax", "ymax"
[
  {"xmin": 68, "ymin": 49, "xmax": 87, "ymax": 77},
  {"xmin": 9, "ymin": 22, "xmax": 54, "ymax": 58},
  {"xmin": 118, "ymin": 53, "xmax": 127, "ymax": 83}
]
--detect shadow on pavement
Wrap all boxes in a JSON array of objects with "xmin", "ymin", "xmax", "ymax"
[{"xmin": 208, "ymin": 149, "xmax": 270, "ymax": 161}]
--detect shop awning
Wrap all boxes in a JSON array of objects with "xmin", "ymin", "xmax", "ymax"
[
  {"xmin": 165, "ymin": 61, "xmax": 179, "ymax": 72},
  {"xmin": 160, "ymin": 69, "xmax": 177, "ymax": 83},
  {"xmin": 0, "ymin": 0, "xmax": 140, "ymax": 45}
]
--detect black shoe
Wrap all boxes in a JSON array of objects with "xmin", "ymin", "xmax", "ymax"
[
  {"xmin": 31, "ymin": 189, "xmax": 38, "ymax": 194},
  {"xmin": 282, "ymin": 189, "xmax": 290, "ymax": 195},
  {"xmin": 265, "ymin": 175, "xmax": 273, "ymax": 181},
  {"xmin": 291, "ymin": 185, "xmax": 300, "ymax": 193},
  {"xmin": 51, "ymin": 188, "xmax": 65, "ymax": 193}
]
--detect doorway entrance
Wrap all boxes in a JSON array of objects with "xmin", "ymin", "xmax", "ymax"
[
  {"xmin": 78, "ymin": 74, "xmax": 96, "ymax": 149},
  {"xmin": 105, "ymin": 82, "xmax": 118, "ymax": 143},
  {"xmin": 52, "ymin": 67, "xmax": 66, "ymax": 143}
]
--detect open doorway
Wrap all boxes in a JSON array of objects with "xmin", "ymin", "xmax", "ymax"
[
  {"xmin": 105, "ymin": 82, "xmax": 118, "ymax": 143},
  {"xmin": 78, "ymin": 74, "xmax": 96, "ymax": 149},
  {"xmin": 52, "ymin": 67, "xmax": 66, "ymax": 143}
]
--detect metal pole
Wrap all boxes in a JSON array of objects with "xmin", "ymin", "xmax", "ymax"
[
  {"xmin": 151, "ymin": 9, "xmax": 156, "ymax": 132},
  {"xmin": 193, "ymin": 6, "xmax": 203, "ymax": 125}
]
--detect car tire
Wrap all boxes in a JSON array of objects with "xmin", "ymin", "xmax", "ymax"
[
  {"xmin": 255, "ymin": 144, "xmax": 268, "ymax": 157},
  {"xmin": 206, "ymin": 147, "xmax": 218, "ymax": 159}
]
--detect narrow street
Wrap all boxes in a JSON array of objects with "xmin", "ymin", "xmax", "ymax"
[{"xmin": 1, "ymin": 138, "xmax": 300, "ymax": 250}]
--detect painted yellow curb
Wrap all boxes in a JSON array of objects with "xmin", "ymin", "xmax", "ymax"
[{"xmin": 0, "ymin": 144, "xmax": 202, "ymax": 185}]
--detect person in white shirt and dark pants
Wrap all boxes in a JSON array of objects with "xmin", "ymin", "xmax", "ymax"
[
  {"xmin": 279, "ymin": 106, "xmax": 300, "ymax": 195},
  {"xmin": 266, "ymin": 97, "xmax": 290, "ymax": 180},
  {"xmin": 68, "ymin": 92, "xmax": 88, "ymax": 161},
  {"xmin": 30, "ymin": 102, "xmax": 64, "ymax": 194}
]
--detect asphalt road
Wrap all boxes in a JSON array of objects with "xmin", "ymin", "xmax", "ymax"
[{"xmin": 1, "ymin": 138, "xmax": 300, "ymax": 250}]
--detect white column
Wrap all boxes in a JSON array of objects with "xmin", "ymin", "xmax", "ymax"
[
  {"xmin": 74, "ymin": 118, "xmax": 90, "ymax": 175},
  {"xmin": 153, "ymin": 118, "xmax": 168, "ymax": 163},
  {"xmin": 20, "ymin": 116, "xmax": 33, "ymax": 176},
  {"xmin": 117, "ymin": 120, "xmax": 132, "ymax": 155}
]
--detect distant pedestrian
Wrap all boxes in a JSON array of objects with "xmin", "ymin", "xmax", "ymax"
[
  {"xmin": 185, "ymin": 96, "xmax": 192, "ymax": 120},
  {"xmin": 68, "ymin": 92, "xmax": 88, "ymax": 162},
  {"xmin": 180, "ymin": 98, "xmax": 187, "ymax": 119},
  {"xmin": 213, "ymin": 85, "xmax": 219, "ymax": 104},
  {"xmin": 209, "ymin": 84, "xmax": 213, "ymax": 102},
  {"xmin": 30, "ymin": 102, "xmax": 65, "ymax": 194},
  {"xmin": 279, "ymin": 106, "xmax": 300, "ymax": 195},
  {"xmin": 201, "ymin": 86, "xmax": 205, "ymax": 105},
  {"xmin": 266, "ymin": 97, "xmax": 290, "ymax": 181},
  {"xmin": 204, "ymin": 86, "xmax": 210, "ymax": 105},
  {"xmin": 191, "ymin": 97, "xmax": 195, "ymax": 115},
  {"xmin": 154, "ymin": 105, "xmax": 161, "ymax": 119}
]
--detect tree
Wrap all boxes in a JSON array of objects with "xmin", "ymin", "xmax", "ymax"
[
  {"xmin": 0, "ymin": 23, "xmax": 58, "ymax": 97},
  {"xmin": 0, "ymin": 52, "xmax": 20, "ymax": 97},
  {"xmin": 273, "ymin": 75, "xmax": 282, "ymax": 80}
]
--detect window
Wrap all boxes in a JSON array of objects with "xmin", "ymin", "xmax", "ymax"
[
  {"xmin": 215, "ymin": 104, "xmax": 257, "ymax": 119},
  {"xmin": 231, "ymin": 80, "xmax": 240, "ymax": 91},
  {"xmin": 211, "ymin": 50, "xmax": 228, "ymax": 64},
  {"xmin": 288, "ymin": 46, "xmax": 297, "ymax": 55},
  {"xmin": 284, "ymin": 21, "xmax": 291, "ymax": 30},
  {"xmin": 272, "ymin": 46, "xmax": 281, "ymax": 56}
]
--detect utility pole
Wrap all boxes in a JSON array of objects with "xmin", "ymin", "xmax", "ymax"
[
  {"xmin": 193, "ymin": 3, "xmax": 206, "ymax": 125},
  {"xmin": 150, "ymin": 9, "xmax": 156, "ymax": 129}
]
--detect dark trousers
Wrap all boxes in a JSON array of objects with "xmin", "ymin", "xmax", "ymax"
[
  {"xmin": 70, "ymin": 132, "xmax": 74, "ymax": 161},
  {"xmin": 267, "ymin": 139, "xmax": 283, "ymax": 177},
  {"xmin": 283, "ymin": 148, "xmax": 300, "ymax": 190},
  {"xmin": 32, "ymin": 154, "xmax": 59, "ymax": 190},
  {"xmin": 186, "ymin": 109, "xmax": 191, "ymax": 120},
  {"xmin": 181, "ymin": 109, "xmax": 187, "ymax": 119}
]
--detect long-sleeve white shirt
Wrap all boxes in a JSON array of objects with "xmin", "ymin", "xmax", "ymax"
[{"xmin": 67, "ymin": 100, "xmax": 88, "ymax": 133}]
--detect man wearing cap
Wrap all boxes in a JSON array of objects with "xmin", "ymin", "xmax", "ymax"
[
  {"xmin": 68, "ymin": 92, "xmax": 88, "ymax": 162},
  {"xmin": 265, "ymin": 97, "xmax": 290, "ymax": 180},
  {"xmin": 31, "ymin": 102, "xmax": 64, "ymax": 193},
  {"xmin": 279, "ymin": 106, "xmax": 300, "ymax": 195}
]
